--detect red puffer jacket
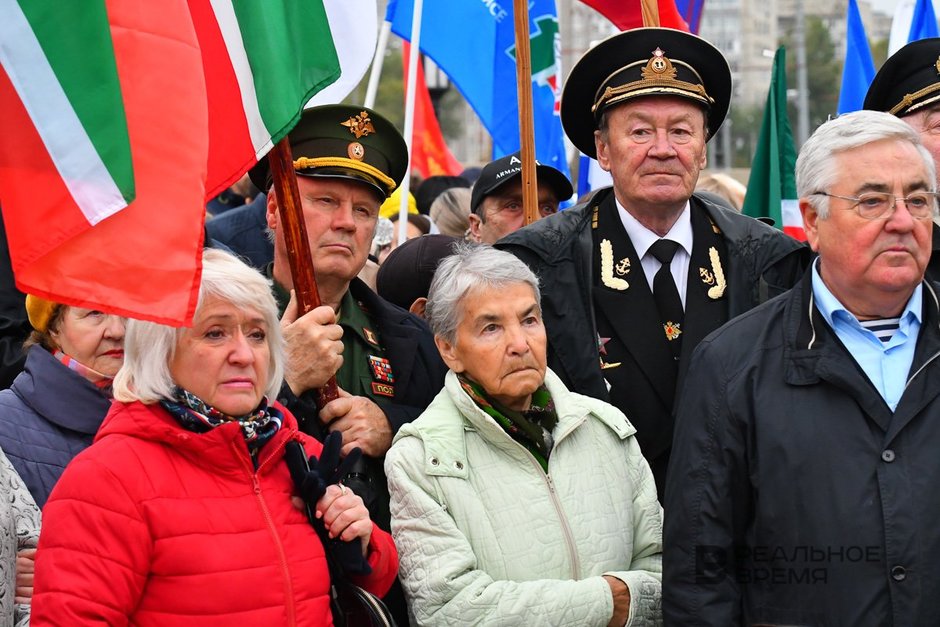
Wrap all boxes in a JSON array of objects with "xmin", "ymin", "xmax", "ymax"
[{"xmin": 31, "ymin": 400, "xmax": 398, "ymax": 626}]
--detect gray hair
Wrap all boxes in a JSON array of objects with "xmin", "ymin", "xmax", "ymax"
[
  {"xmin": 113, "ymin": 248, "xmax": 285, "ymax": 404},
  {"xmin": 426, "ymin": 243, "xmax": 540, "ymax": 343},
  {"xmin": 796, "ymin": 110, "xmax": 937, "ymax": 218}
]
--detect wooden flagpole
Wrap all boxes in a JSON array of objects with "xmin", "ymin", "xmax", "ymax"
[
  {"xmin": 512, "ymin": 0, "xmax": 539, "ymax": 226},
  {"xmin": 269, "ymin": 138, "xmax": 340, "ymax": 408},
  {"xmin": 641, "ymin": 0, "xmax": 661, "ymax": 27}
]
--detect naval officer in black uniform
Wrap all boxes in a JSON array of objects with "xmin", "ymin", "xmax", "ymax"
[
  {"xmin": 499, "ymin": 28, "xmax": 809, "ymax": 499},
  {"xmin": 864, "ymin": 37, "xmax": 940, "ymax": 280}
]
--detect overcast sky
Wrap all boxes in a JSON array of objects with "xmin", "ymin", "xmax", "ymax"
[{"xmin": 869, "ymin": 0, "xmax": 940, "ymax": 17}]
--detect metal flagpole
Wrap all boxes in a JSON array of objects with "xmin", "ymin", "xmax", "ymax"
[
  {"xmin": 398, "ymin": 0, "xmax": 424, "ymax": 245},
  {"xmin": 364, "ymin": 20, "xmax": 392, "ymax": 109}
]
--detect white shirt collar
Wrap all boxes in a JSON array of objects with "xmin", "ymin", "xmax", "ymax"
[{"xmin": 615, "ymin": 198, "xmax": 693, "ymax": 259}]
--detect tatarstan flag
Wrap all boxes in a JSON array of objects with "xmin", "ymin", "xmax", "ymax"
[
  {"xmin": 192, "ymin": 0, "xmax": 340, "ymax": 199},
  {"xmin": 0, "ymin": 0, "xmax": 340, "ymax": 325},
  {"xmin": 743, "ymin": 47, "xmax": 804, "ymax": 241}
]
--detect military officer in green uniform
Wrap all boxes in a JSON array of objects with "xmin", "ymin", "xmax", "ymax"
[{"xmin": 249, "ymin": 104, "xmax": 447, "ymax": 529}]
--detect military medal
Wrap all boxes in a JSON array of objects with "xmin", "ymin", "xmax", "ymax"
[
  {"xmin": 597, "ymin": 335, "xmax": 621, "ymax": 370},
  {"xmin": 600, "ymin": 239, "xmax": 629, "ymax": 290},
  {"xmin": 368, "ymin": 355, "xmax": 394, "ymax": 383},
  {"xmin": 368, "ymin": 355, "xmax": 395, "ymax": 398},
  {"xmin": 664, "ymin": 321, "xmax": 682, "ymax": 341}
]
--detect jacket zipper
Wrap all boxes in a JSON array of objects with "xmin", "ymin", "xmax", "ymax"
[
  {"xmin": 233, "ymin": 437, "xmax": 297, "ymax": 627},
  {"xmin": 523, "ymin": 444, "xmax": 582, "ymax": 579}
]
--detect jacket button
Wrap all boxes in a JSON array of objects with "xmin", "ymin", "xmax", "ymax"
[
  {"xmin": 881, "ymin": 449, "xmax": 896, "ymax": 463},
  {"xmin": 891, "ymin": 565, "xmax": 906, "ymax": 581},
  {"xmin": 429, "ymin": 457, "xmax": 440, "ymax": 466},
  {"xmin": 454, "ymin": 461, "xmax": 464, "ymax": 470}
]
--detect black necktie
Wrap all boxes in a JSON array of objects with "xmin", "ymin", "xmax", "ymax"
[{"xmin": 648, "ymin": 239, "xmax": 684, "ymax": 355}]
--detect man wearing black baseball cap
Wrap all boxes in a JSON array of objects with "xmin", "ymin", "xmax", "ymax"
[
  {"xmin": 498, "ymin": 28, "xmax": 808, "ymax": 499},
  {"xmin": 467, "ymin": 151, "xmax": 572, "ymax": 244},
  {"xmin": 864, "ymin": 37, "xmax": 940, "ymax": 279}
]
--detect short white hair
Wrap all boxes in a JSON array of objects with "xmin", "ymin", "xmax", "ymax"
[
  {"xmin": 113, "ymin": 248, "xmax": 285, "ymax": 404},
  {"xmin": 426, "ymin": 243, "xmax": 540, "ymax": 344},
  {"xmin": 796, "ymin": 111, "xmax": 937, "ymax": 218}
]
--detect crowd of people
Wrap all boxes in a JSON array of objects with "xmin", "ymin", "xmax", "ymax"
[{"xmin": 0, "ymin": 24, "xmax": 939, "ymax": 627}]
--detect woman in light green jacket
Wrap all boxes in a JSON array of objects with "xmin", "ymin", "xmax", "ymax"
[{"xmin": 386, "ymin": 244, "xmax": 663, "ymax": 626}]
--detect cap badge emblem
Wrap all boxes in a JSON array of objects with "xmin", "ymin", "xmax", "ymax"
[
  {"xmin": 341, "ymin": 111, "xmax": 376, "ymax": 138},
  {"xmin": 348, "ymin": 142, "xmax": 365, "ymax": 160},
  {"xmin": 643, "ymin": 48, "xmax": 677, "ymax": 80}
]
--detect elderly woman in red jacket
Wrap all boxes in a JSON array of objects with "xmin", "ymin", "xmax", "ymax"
[{"xmin": 30, "ymin": 249, "xmax": 398, "ymax": 626}]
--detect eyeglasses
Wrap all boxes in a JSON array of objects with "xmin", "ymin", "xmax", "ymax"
[{"xmin": 812, "ymin": 191, "xmax": 937, "ymax": 220}]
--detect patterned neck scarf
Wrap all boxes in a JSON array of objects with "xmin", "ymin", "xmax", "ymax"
[
  {"xmin": 54, "ymin": 350, "xmax": 114, "ymax": 397},
  {"xmin": 160, "ymin": 387, "xmax": 282, "ymax": 460},
  {"xmin": 458, "ymin": 374, "xmax": 558, "ymax": 472}
]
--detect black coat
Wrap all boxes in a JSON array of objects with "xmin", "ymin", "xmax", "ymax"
[
  {"xmin": 664, "ymin": 271, "xmax": 940, "ymax": 626},
  {"xmin": 498, "ymin": 188, "xmax": 810, "ymax": 496},
  {"xmin": 277, "ymin": 277, "xmax": 447, "ymax": 528},
  {"xmin": 278, "ymin": 278, "xmax": 446, "ymax": 625}
]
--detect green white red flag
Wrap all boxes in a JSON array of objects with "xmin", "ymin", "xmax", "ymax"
[
  {"xmin": 742, "ymin": 46, "xmax": 805, "ymax": 241},
  {"xmin": 0, "ymin": 0, "xmax": 340, "ymax": 325}
]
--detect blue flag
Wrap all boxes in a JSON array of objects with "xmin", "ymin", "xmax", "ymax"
[
  {"xmin": 386, "ymin": 0, "xmax": 570, "ymax": 182},
  {"xmin": 675, "ymin": 0, "xmax": 706, "ymax": 33},
  {"xmin": 909, "ymin": 0, "xmax": 940, "ymax": 41},
  {"xmin": 837, "ymin": 0, "xmax": 876, "ymax": 114}
]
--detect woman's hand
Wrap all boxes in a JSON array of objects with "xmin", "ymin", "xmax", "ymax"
[
  {"xmin": 316, "ymin": 484, "xmax": 372, "ymax": 556},
  {"xmin": 15, "ymin": 548, "xmax": 36, "ymax": 604}
]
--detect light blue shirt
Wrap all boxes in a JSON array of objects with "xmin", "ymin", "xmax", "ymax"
[{"xmin": 811, "ymin": 259, "xmax": 921, "ymax": 411}]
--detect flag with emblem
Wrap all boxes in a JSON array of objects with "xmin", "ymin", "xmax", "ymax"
[
  {"xmin": 742, "ymin": 47, "xmax": 804, "ymax": 241},
  {"xmin": 0, "ymin": 0, "xmax": 340, "ymax": 325},
  {"xmin": 387, "ymin": 0, "xmax": 569, "ymax": 181}
]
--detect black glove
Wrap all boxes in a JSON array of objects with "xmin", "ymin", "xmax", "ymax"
[{"xmin": 285, "ymin": 433, "xmax": 372, "ymax": 576}]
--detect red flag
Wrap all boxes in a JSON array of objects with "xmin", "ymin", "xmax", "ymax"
[
  {"xmin": 403, "ymin": 44, "xmax": 463, "ymax": 179},
  {"xmin": 0, "ymin": 0, "xmax": 340, "ymax": 325},
  {"xmin": 579, "ymin": 0, "xmax": 690, "ymax": 31},
  {"xmin": 0, "ymin": 0, "xmax": 207, "ymax": 326}
]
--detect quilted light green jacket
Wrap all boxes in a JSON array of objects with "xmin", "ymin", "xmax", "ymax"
[{"xmin": 386, "ymin": 369, "xmax": 663, "ymax": 626}]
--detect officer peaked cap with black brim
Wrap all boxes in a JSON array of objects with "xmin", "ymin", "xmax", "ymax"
[
  {"xmin": 248, "ymin": 104, "xmax": 408, "ymax": 200},
  {"xmin": 864, "ymin": 38, "xmax": 940, "ymax": 118},
  {"xmin": 561, "ymin": 27, "xmax": 732, "ymax": 158}
]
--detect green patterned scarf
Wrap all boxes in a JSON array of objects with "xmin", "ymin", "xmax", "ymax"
[{"xmin": 457, "ymin": 374, "xmax": 558, "ymax": 471}]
